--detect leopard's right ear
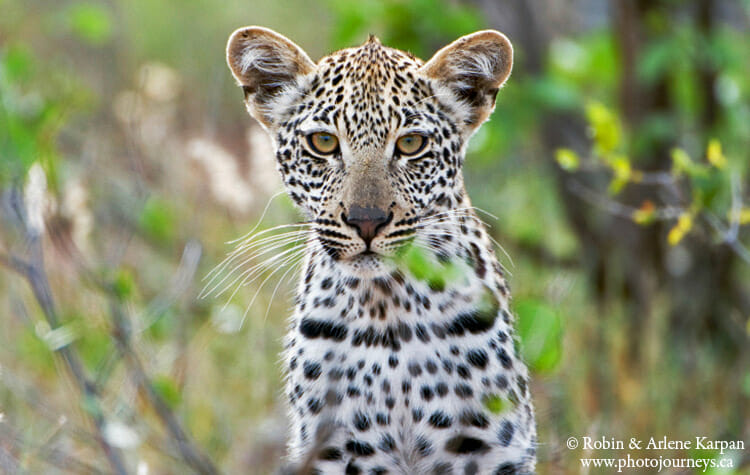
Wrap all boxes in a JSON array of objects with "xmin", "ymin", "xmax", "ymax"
[{"xmin": 227, "ymin": 26, "xmax": 315, "ymax": 128}]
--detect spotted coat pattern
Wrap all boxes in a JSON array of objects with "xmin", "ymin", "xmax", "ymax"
[{"xmin": 227, "ymin": 27, "xmax": 536, "ymax": 474}]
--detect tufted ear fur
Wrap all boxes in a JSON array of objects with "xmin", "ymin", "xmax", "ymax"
[
  {"xmin": 421, "ymin": 30, "xmax": 513, "ymax": 129},
  {"xmin": 227, "ymin": 26, "xmax": 316, "ymax": 128}
]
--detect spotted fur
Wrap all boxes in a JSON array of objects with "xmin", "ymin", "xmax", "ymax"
[{"xmin": 227, "ymin": 27, "xmax": 535, "ymax": 474}]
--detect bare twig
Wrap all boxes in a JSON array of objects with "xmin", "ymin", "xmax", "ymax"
[
  {"xmin": 703, "ymin": 212, "xmax": 750, "ymax": 264},
  {"xmin": 138, "ymin": 238, "xmax": 203, "ymax": 334},
  {"xmin": 108, "ymin": 300, "xmax": 219, "ymax": 475},
  {"xmin": 568, "ymin": 180, "xmax": 683, "ymax": 220},
  {"xmin": 727, "ymin": 172, "xmax": 742, "ymax": 242}
]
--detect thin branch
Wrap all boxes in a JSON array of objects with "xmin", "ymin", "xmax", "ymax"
[
  {"xmin": 703, "ymin": 212, "xmax": 750, "ymax": 264},
  {"xmin": 727, "ymin": 171, "xmax": 742, "ymax": 242},
  {"xmin": 108, "ymin": 300, "xmax": 219, "ymax": 475},
  {"xmin": 568, "ymin": 180, "xmax": 683, "ymax": 220}
]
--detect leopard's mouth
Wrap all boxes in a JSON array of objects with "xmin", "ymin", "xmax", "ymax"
[{"xmin": 350, "ymin": 250, "xmax": 383, "ymax": 262}]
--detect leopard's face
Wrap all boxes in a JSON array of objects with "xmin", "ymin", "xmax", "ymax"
[{"xmin": 227, "ymin": 28, "xmax": 512, "ymax": 274}]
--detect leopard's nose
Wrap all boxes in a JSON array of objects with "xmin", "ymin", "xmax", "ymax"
[{"xmin": 343, "ymin": 206, "xmax": 393, "ymax": 247}]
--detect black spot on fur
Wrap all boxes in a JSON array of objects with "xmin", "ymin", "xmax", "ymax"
[
  {"xmin": 318, "ymin": 447, "xmax": 342, "ymax": 460},
  {"xmin": 416, "ymin": 435, "xmax": 434, "ymax": 457},
  {"xmin": 345, "ymin": 440, "xmax": 375, "ymax": 457},
  {"xmin": 432, "ymin": 462, "xmax": 452, "ymax": 474},
  {"xmin": 353, "ymin": 411, "xmax": 371, "ymax": 431},
  {"xmin": 494, "ymin": 463, "xmax": 521, "ymax": 475},
  {"xmin": 460, "ymin": 410, "xmax": 490, "ymax": 428},
  {"xmin": 455, "ymin": 384, "xmax": 473, "ymax": 398},
  {"xmin": 445, "ymin": 435, "xmax": 490, "ymax": 454},
  {"xmin": 345, "ymin": 461, "xmax": 362, "ymax": 475},
  {"xmin": 379, "ymin": 434, "xmax": 395, "ymax": 452},
  {"xmin": 499, "ymin": 420, "xmax": 515, "ymax": 446},
  {"xmin": 428, "ymin": 411, "xmax": 453, "ymax": 428},
  {"xmin": 299, "ymin": 318, "xmax": 348, "ymax": 341},
  {"xmin": 467, "ymin": 349, "xmax": 489, "ymax": 369},
  {"xmin": 303, "ymin": 361, "xmax": 322, "ymax": 380}
]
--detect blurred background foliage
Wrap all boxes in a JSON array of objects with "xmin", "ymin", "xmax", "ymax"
[{"xmin": 1, "ymin": 0, "xmax": 749, "ymax": 473}]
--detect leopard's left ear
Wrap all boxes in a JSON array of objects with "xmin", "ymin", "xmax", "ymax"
[{"xmin": 420, "ymin": 30, "xmax": 513, "ymax": 129}]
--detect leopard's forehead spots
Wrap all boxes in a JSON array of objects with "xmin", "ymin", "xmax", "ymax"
[{"xmin": 307, "ymin": 41, "xmax": 436, "ymax": 150}]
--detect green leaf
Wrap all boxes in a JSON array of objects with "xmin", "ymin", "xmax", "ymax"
[
  {"xmin": 152, "ymin": 375, "xmax": 182, "ymax": 409},
  {"xmin": 742, "ymin": 371, "xmax": 750, "ymax": 398},
  {"xmin": 113, "ymin": 269, "xmax": 136, "ymax": 300},
  {"xmin": 392, "ymin": 243, "xmax": 464, "ymax": 290},
  {"xmin": 531, "ymin": 76, "xmax": 581, "ymax": 110},
  {"xmin": 555, "ymin": 148, "xmax": 580, "ymax": 171},
  {"xmin": 68, "ymin": 3, "xmax": 113, "ymax": 46},
  {"xmin": 638, "ymin": 37, "xmax": 677, "ymax": 84},
  {"xmin": 515, "ymin": 299, "xmax": 563, "ymax": 373},
  {"xmin": 17, "ymin": 326, "xmax": 55, "ymax": 373},
  {"xmin": 138, "ymin": 197, "xmax": 176, "ymax": 244},
  {"xmin": 482, "ymin": 393, "xmax": 512, "ymax": 415},
  {"xmin": 2, "ymin": 44, "xmax": 34, "ymax": 82},
  {"xmin": 78, "ymin": 326, "xmax": 111, "ymax": 372}
]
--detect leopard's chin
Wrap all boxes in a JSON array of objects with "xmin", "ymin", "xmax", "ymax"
[{"xmin": 337, "ymin": 251, "xmax": 395, "ymax": 278}]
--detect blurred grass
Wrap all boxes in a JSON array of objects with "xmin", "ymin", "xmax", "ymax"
[{"xmin": 1, "ymin": 0, "xmax": 749, "ymax": 474}]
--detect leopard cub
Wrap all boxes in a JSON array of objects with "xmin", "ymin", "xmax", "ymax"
[{"xmin": 227, "ymin": 26, "xmax": 536, "ymax": 474}]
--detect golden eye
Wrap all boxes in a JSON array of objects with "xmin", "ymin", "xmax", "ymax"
[
  {"xmin": 396, "ymin": 134, "xmax": 426, "ymax": 156},
  {"xmin": 307, "ymin": 132, "xmax": 339, "ymax": 155}
]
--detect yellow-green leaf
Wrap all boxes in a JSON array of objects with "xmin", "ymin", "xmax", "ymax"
[
  {"xmin": 482, "ymin": 394, "xmax": 512, "ymax": 414},
  {"xmin": 607, "ymin": 155, "xmax": 631, "ymax": 195},
  {"xmin": 113, "ymin": 269, "xmax": 135, "ymax": 300},
  {"xmin": 152, "ymin": 375, "xmax": 182, "ymax": 409},
  {"xmin": 706, "ymin": 139, "xmax": 727, "ymax": 169},
  {"xmin": 671, "ymin": 148, "xmax": 693, "ymax": 175},
  {"xmin": 555, "ymin": 148, "xmax": 580, "ymax": 171},
  {"xmin": 671, "ymin": 148, "xmax": 707, "ymax": 177},
  {"xmin": 515, "ymin": 299, "xmax": 563, "ymax": 373},
  {"xmin": 68, "ymin": 3, "xmax": 113, "ymax": 46},
  {"xmin": 632, "ymin": 201, "xmax": 656, "ymax": 225},
  {"xmin": 667, "ymin": 212, "xmax": 693, "ymax": 246},
  {"xmin": 585, "ymin": 101, "xmax": 621, "ymax": 155},
  {"xmin": 729, "ymin": 208, "xmax": 750, "ymax": 225}
]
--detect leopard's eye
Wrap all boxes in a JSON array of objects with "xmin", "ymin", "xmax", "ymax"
[
  {"xmin": 395, "ymin": 134, "xmax": 427, "ymax": 156},
  {"xmin": 307, "ymin": 132, "xmax": 339, "ymax": 155}
]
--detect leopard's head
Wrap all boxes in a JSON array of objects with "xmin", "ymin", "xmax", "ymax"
[{"xmin": 227, "ymin": 27, "xmax": 512, "ymax": 274}]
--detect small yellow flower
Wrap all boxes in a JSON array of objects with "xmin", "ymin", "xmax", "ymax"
[
  {"xmin": 667, "ymin": 213, "xmax": 693, "ymax": 246},
  {"xmin": 706, "ymin": 139, "xmax": 727, "ymax": 169}
]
